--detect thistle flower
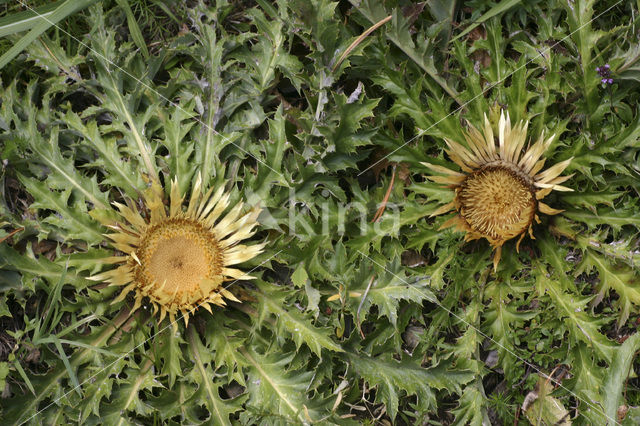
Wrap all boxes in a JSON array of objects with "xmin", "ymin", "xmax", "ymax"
[
  {"xmin": 423, "ymin": 111, "xmax": 573, "ymax": 270},
  {"xmin": 90, "ymin": 174, "xmax": 264, "ymax": 327}
]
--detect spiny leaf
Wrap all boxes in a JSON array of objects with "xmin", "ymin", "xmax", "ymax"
[
  {"xmin": 451, "ymin": 384, "xmax": 488, "ymax": 426},
  {"xmin": 563, "ymin": 207, "xmax": 640, "ymax": 233},
  {"xmin": 346, "ymin": 351, "xmax": 474, "ymax": 421},
  {"xmin": 99, "ymin": 359, "xmax": 159, "ymax": 422},
  {"xmin": 567, "ymin": 344, "xmax": 606, "ymax": 424},
  {"xmin": 64, "ymin": 110, "xmax": 143, "ymax": 198},
  {"xmin": 88, "ymin": 19, "xmax": 159, "ymax": 182},
  {"xmin": 1, "ymin": 309, "xmax": 131, "ymax": 424},
  {"xmin": 343, "ymin": 258, "xmax": 437, "ymax": 328},
  {"xmin": 451, "ymin": 0, "xmax": 522, "ymax": 42},
  {"xmin": 578, "ymin": 249, "xmax": 640, "ymax": 326},
  {"xmin": 522, "ymin": 375, "xmax": 571, "ymax": 426},
  {"xmin": 24, "ymin": 124, "xmax": 109, "ymax": 210},
  {"xmin": 562, "ymin": 189, "xmax": 625, "ymax": 212},
  {"xmin": 534, "ymin": 263, "xmax": 615, "ymax": 362},
  {"xmin": 350, "ymin": 0, "xmax": 460, "ymax": 103},
  {"xmin": 240, "ymin": 347, "xmax": 323, "ymax": 424},
  {"xmin": 206, "ymin": 314, "xmax": 247, "ymax": 385},
  {"xmin": 187, "ymin": 326, "xmax": 244, "ymax": 426},
  {"xmin": 154, "ymin": 327, "xmax": 184, "ymax": 388},
  {"xmin": 254, "ymin": 281, "xmax": 343, "ymax": 356},
  {"xmin": 19, "ymin": 175, "xmax": 103, "ymax": 245},
  {"xmin": 0, "ymin": 244, "xmax": 84, "ymax": 290}
]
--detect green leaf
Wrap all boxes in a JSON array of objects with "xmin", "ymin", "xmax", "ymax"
[
  {"xmin": 154, "ymin": 327, "xmax": 184, "ymax": 388},
  {"xmin": 562, "ymin": 190, "xmax": 625, "ymax": 212},
  {"xmin": 255, "ymin": 281, "xmax": 343, "ymax": 356},
  {"xmin": 240, "ymin": 347, "xmax": 322, "ymax": 424},
  {"xmin": 350, "ymin": 0, "xmax": 460, "ymax": 103},
  {"xmin": 206, "ymin": 314, "xmax": 247, "ymax": 385},
  {"xmin": 451, "ymin": 384, "xmax": 488, "ymax": 426},
  {"xmin": 567, "ymin": 344, "xmax": 606, "ymax": 423},
  {"xmin": 64, "ymin": 111, "xmax": 143, "ymax": 198},
  {"xmin": 0, "ymin": 361, "xmax": 9, "ymax": 391},
  {"xmin": 100, "ymin": 359, "xmax": 158, "ymax": 422},
  {"xmin": 343, "ymin": 258, "xmax": 437, "ymax": 328},
  {"xmin": 187, "ymin": 326, "xmax": 242, "ymax": 426},
  {"xmin": 563, "ymin": 207, "xmax": 640, "ymax": 233},
  {"xmin": 1, "ymin": 310, "xmax": 131, "ymax": 424},
  {"xmin": 291, "ymin": 265, "xmax": 309, "ymax": 288},
  {"xmin": 0, "ymin": 244, "xmax": 84, "ymax": 289},
  {"xmin": 578, "ymin": 250, "xmax": 640, "ymax": 326},
  {"xmin": 603, "ymin": 332, "xmax": 640, "ymax": 424},
  {"xmin": 346, "ymin": 351, "xmax": 474, "ymax": 421},
  {"xmin": 534, "ymin": 264, "xmax": 614, "ymax": 362},
  {"xmin": 19, "ymin": 175, "xmax": 103, "ymax": 245}
]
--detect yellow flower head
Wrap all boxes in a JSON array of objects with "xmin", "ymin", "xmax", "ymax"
[
  {"xmin": 424, "ymin": 111, "xmax": 573, "ymax": 270},
  {"xmin": 90, "ymin": 174, "xmax": 264, "ymax": 327}
]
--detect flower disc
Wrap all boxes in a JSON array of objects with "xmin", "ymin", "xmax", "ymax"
[
  {"xmin": 137, "ymin": 219, "xmax": 223, "ymax": 304},
  {"xmin": 457, "ymin": 166, "xmax": 536, "ymax": 242}
]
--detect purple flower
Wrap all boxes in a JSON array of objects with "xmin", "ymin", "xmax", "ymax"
[{"xmin": 596, "ymin": 64, "xmax": 613, "ymax": 86}]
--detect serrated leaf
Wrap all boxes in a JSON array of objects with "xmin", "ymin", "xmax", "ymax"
[
  {"xmin": 562, "ymin": 190, "xmax": 625, "ymax": 212},
  {"xmin": 563, "ymin": 207, "xmax": 640, "ymax": 233},
  {"xmin": 451, "ymin": 385, "xmax": 488, "ymax": 426},
  {"xmin": 350, "ymin": 0, "xmax": 460, "ymax": 102},
  {"xmin": 255, "ymin": 281, "xmax": 343, "ymax": 356},
  {"xmin": 154, "ymin": 327, "xmax": 184, "ymax": 388},
  {"xmin": 579, "ymin": 250, "xmax": 640, "ymax": 326},
  {"xmin": 20, "ymin": 176, "xmax": 104, "ymax": 244},
  {"xmin": 25, "ymin": 126, "xmax": 109, "ymax": 210},
  {"xmin": 64, "ymin": 111, "xmax": 143, "ymax": 197},
  {"xmin": 240, "ymin": 347, "xmax": 322, "ymax": 424},
  {"xmin": 291, "ymin": 265, "xmax": 308, "ymax": 288},
  {"xmin": 99, "ymin": 359, "xmax": 158, "ymax": 422},
  {"xmin": 344, "ymin": 258, "xmax": 437, "ymax": 328},
  {"xmin": 187, "ymin": 326, "xmax": 243, "ymax": 426},
  {"xmin": 347, "ymin": 351, "xmax": 474, "ymax": 421},
  {"xmin": 0, "ymin": 244, "xmax": 84, "ymax": 289},
  {"xmin": 206, "ymin": 314, "xmax": 247, "ymax": 385},
  {"xmin": 534, "ymin": 260, "xmax": 614, "ymax": 362}
]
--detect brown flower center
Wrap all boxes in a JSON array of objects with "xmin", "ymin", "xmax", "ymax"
[
  {"xmin": 457, "ymin": 166, "xmax": 536, "ymax": 241},
  {"xmin": 136, "ymin": 219, "xmax": 223, "ymax": 298}
]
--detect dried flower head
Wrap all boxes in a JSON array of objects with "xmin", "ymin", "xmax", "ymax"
[
  {"xmin": 424, "ymin": 111, "xmax": 573, "ymax": 270},
  {"xmin": 90, "ymin": 174, "xmax": 264, "ymax": 327}
]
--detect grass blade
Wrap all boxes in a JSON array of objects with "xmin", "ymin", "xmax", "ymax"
[
  {"xmin": 115, "ymin": 0, "xmax": 149, "ymax": 59},
  {"xmin": 0, "ymin": 0, "xmax": 99, "ymax": 70},
  {"xmin": 451, "ymin": 0, "xmax": 522, "ymax": 42},
  {"xmin": 0, "ymin": 0, "xmax": 65, "ymax": 37}
]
